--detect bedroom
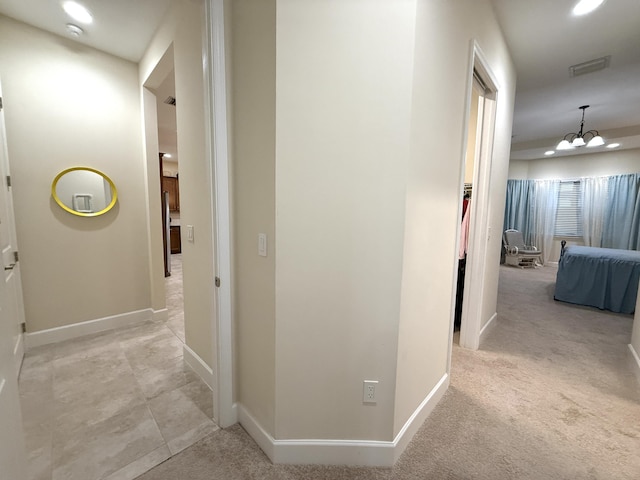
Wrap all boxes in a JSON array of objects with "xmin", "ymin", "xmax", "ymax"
[{"xmin": 493, "ymin": 0, "xmax": 640, "ymax": 373}]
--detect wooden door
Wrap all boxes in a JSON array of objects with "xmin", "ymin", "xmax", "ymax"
[{"xmin": 162, "ymin": 176, "xmax": 179, "ymax": 211}]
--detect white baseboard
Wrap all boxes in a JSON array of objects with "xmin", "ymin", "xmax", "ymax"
[
  {"xmin": 231, "ymin": 402, "xmax": 238, "ymax": 423},
  {"xmin": 14, "ymin": 333, "xmax": 24, "ymax": 378},
  {"xmin": 391, "ymin": 372, "xmax": 449, "ymax": 463},
  {"xmin": 183, "ymin": 344, "xmax": 214, "ymax": 391},
  {"xmin": 238, "ymin": 373, "xmax": 449, "ymax": 467},
  {"xmin": 629, "ymin": 344, "xmax": 640, "ymax": 381},
  {"xmin": 238, "ymin": 405, "xmax": 277, "ymax": 461},
  {"xmin": 24, "ymin": 308, "xmax": 153, "ymax": 350},
  {"xmin": 479, "ymin": 312, "xmax": 498, "ymax": 345},
  {"xmin": 153, "ymin": 308, "xmax": 169, "ymax": 322}
]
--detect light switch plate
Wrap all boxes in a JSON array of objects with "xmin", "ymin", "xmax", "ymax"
[{"xmin": 258, "ymin": 233, "xmax": 267, "ymax": 257}]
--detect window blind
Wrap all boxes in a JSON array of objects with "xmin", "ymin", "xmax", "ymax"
[{"xmin": 555, "ymin": 180, "xmax": 582, "ymax": 237}]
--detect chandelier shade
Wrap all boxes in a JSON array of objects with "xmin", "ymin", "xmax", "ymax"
[{"xmin": 556, "ymin": 105, "xmax": 605, "ymax": 150}]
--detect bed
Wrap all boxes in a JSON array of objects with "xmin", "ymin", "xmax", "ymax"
[{"xmin": 554, "ymin": 242, "xmax": 640, "ymax": 314}]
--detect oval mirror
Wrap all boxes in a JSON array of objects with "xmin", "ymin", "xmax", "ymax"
[{"xmin": 52, "ymin": 167, "xmax": 118, "ymax": 217}]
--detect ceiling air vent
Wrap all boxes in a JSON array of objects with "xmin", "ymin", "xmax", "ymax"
[
  {"xmin": 164, "ymin": 96, "xmax": 176, "ymax": 106},
  {"xmin": 569, "ymin": 56, "xmax": 611, "ymax": 77}
]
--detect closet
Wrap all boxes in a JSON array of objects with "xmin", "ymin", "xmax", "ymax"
[
  {"xmin": 454, "ymin": 71, "xmax": 485, "ymax": 333},
  {"xmin": 455, "ymin": 184, "xmax": 472, "ymax": 330}
]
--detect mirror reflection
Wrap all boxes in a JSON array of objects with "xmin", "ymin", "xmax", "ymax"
[{"xmin": 52, "ymin": 167, "xmax": 118, "ymax": 217}]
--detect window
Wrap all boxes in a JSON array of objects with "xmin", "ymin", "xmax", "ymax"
[{"xmin": 555, "ymin": 180, "xmax": 582, "ymax": 237}]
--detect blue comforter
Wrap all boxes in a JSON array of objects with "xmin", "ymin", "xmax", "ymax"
[{"xmin": 554, "ymin": 246, "xmax": 640, "ymax": 314}]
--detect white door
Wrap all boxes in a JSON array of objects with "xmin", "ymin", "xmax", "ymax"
[{"xmin": 0, "ymin": 82, "xmax": 28, "ymax": 480}]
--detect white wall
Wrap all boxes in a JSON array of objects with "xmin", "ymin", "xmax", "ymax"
[
  {"xmin": 507, "ymin": 159, "xmax": 529, "ymax": 179},
  {"xmin": 141, "ymin": 86, "xmax": 166, "ymax": 312},
  {"xmin": 274, "ymin": 0, "xmax": 416, "ymax": 441},
  {"xmin": 231, "ymin": 0, "xmax": 277, "ymax": 436},
  {"xmin": 139, "ymin": 0, "xmax": 215, "ymax": 368},
  {"xmin": 465, "ymin": 86, "xmax": 480, "ymax": 184},
  {"xmin": 0, "ymin": 15, "xmax": 151, "ymax": 332},
  {"xmin": 162, "ymin": 160, "xmax": 179, "ymax": 177},
  {"xmin": 394, "ymin": 0, "xmax": 515, "ymax": 435},
  {"xmin": 229, "ymin": 0, "xmax": 515, "ymax": 451}
]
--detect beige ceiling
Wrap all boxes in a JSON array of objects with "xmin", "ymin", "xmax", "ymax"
[
  {"xmin": 0, "ymin": 0, "xmax": 172, "ymax": 62},
  {"xmin": 0, "ymin": 0, "xmax": 178, "ymax": 163},
  {"xmin": 1, "ymin": 0, "xmax": 638, "ymax": 162},
  {"xmin": 491, "ymin": 0, "xmax": 640, "ymax": 159}
]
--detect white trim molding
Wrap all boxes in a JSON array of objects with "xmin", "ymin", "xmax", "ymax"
[
  {"xmin": 238, "ymin": 373, "xmax": 449, "ymax": 467},
  {"xmin": 391, "ymin": 373, "xmax": 449, "ymax": 463},
  {"xmin": 183, "ymin": 344, "xmax": 215, "ymax": 391},
  {"xmin": 629, "ymin": 344, "xmax": 640, "ymax": 380},
  {"xmin": 13, "ymin": 332, "xmax": 24, "ymax": 378},
  {"xmin": 153, "ymin": 308, "xmax": 169, "ymax": 322},
  {"xmin": 205, "ymin": 0, "xmax": 236, "ymax": 429},
  {"xmin": 456, "ymin": 40, "xmax": 500, "ymax": 353},
  {"xmin": 24, "ymin": 308, "xmax": 153, "ymax": 350},
  {"xmin": 478, "ymin": 312, "xmax": 498, "ymax": 346}
]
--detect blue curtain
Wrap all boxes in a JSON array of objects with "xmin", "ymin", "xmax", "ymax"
[
  {"xmin": 503, "ymin": 179, "xmax": 535, "ymax": 244},
  {"xmin": 601, "ymin": 173, "xmax": 640, "ymax": 250}
]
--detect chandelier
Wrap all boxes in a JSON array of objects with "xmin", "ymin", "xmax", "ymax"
[{"xmin": 556, "ymin": 105, "xmax": 605, "ymax": 150}]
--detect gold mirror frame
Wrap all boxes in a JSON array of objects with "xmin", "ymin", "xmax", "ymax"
[{"xmin": 51, "ymin": 167, "xmax": 118, "ymax": 217}]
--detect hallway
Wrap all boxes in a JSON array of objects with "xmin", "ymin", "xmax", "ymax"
[
  {"xmin": 18, "ymin": 254, "xmax": 217, "ymax": 480},
  {"xmin": 137, "ymin": 264, "xmax": 640, "ymax": 480}
]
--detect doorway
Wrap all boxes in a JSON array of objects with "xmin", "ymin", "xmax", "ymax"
[
  {"xmin": 453, "ymin": 44, "xmax": 499, "ymax": 351},
  {"xmin": 3, "ymin": 2, "xmax": 231, "ymax": 476},
  {"xmin": 150, "ymin": 63, "xmax": 186, "ymax": 342}
]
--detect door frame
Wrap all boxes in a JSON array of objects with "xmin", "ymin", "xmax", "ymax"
[
  {"xmin": 204, "ymin": 0, "xmax": 235, "ymax": 428},
  {"xmin": 450, "ymin": 41, "xmax": 499, "ymax": 356}
]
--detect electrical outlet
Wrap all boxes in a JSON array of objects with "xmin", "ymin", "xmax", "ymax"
[{"xmin": 363, "ymin": 380, "xmax": 378, "ymax": 404}]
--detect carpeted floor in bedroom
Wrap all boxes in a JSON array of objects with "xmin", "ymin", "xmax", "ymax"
[{"xmin": 137, "ymin": 264, "xmax": 640, "ymax": 480}]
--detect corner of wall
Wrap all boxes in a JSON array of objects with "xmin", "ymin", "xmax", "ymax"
[
  {"xmin": 630, "ymin": 292, "xmax": 640, "ymax": 381},
  {"xmin": 237, "ymin": 373, "xmax": 448, "ymax": 467}
]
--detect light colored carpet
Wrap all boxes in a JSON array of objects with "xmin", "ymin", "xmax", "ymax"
[{"xmin": 137, "ymin": 265, "xmax": 640, "ymax": 479}]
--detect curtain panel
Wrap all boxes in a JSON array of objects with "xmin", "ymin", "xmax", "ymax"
[
  {"xmin": 581, "ymin": 176, "xmax": 609, "ymax": 247},
  {"xmin": 532, "ymin": 180, "xmax": 559, "ymax": 264},
  {"xmin": 503, "ymin": 179, "xmax": 535, "ymax": 244},
  {"xmin": 504, "ymin": 173, "xmax": 640, "ymax": 259},
  {"xmin": 601, "ymin": 173, "xmax": 640, "ymax": 250}
]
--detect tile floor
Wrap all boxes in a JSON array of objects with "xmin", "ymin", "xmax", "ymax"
[{"xmin": 18, "ymin": 254, "xmax": 218, "ymax": 480}]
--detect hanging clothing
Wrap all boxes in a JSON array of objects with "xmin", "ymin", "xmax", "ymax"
[
  {"xmin": 459, "ymin": 201, "xmax": 471, "ymax": 260},
  {"xmin": 462, "ymin": 196, "xmax": 470, "ymax": 219},
  {"xmin": 454, "ymin": 257, "xmax": 466, "ymax": 331}
]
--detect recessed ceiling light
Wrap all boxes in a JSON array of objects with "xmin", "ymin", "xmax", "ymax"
[
  {"xmin": 606, "ymin": 143, "xmax": 620, "ymax": 149},
  {"xmin": 544, "ymin": 151, "xmax": 555, "ymax": 156},
  {"xmin": 63, "ymin": 1, "xmax": 93, "ymax": 24},
  {"xmin": 66, "ymin": 24, "xmax": 83, "ymax": 37},
  {"xmin": 164, "ymin": 154, "xmax": 172, "ymax": 158},
  {"xmin": 572, "ymin": 0, "xmax": 605, "ymax": 16}
]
